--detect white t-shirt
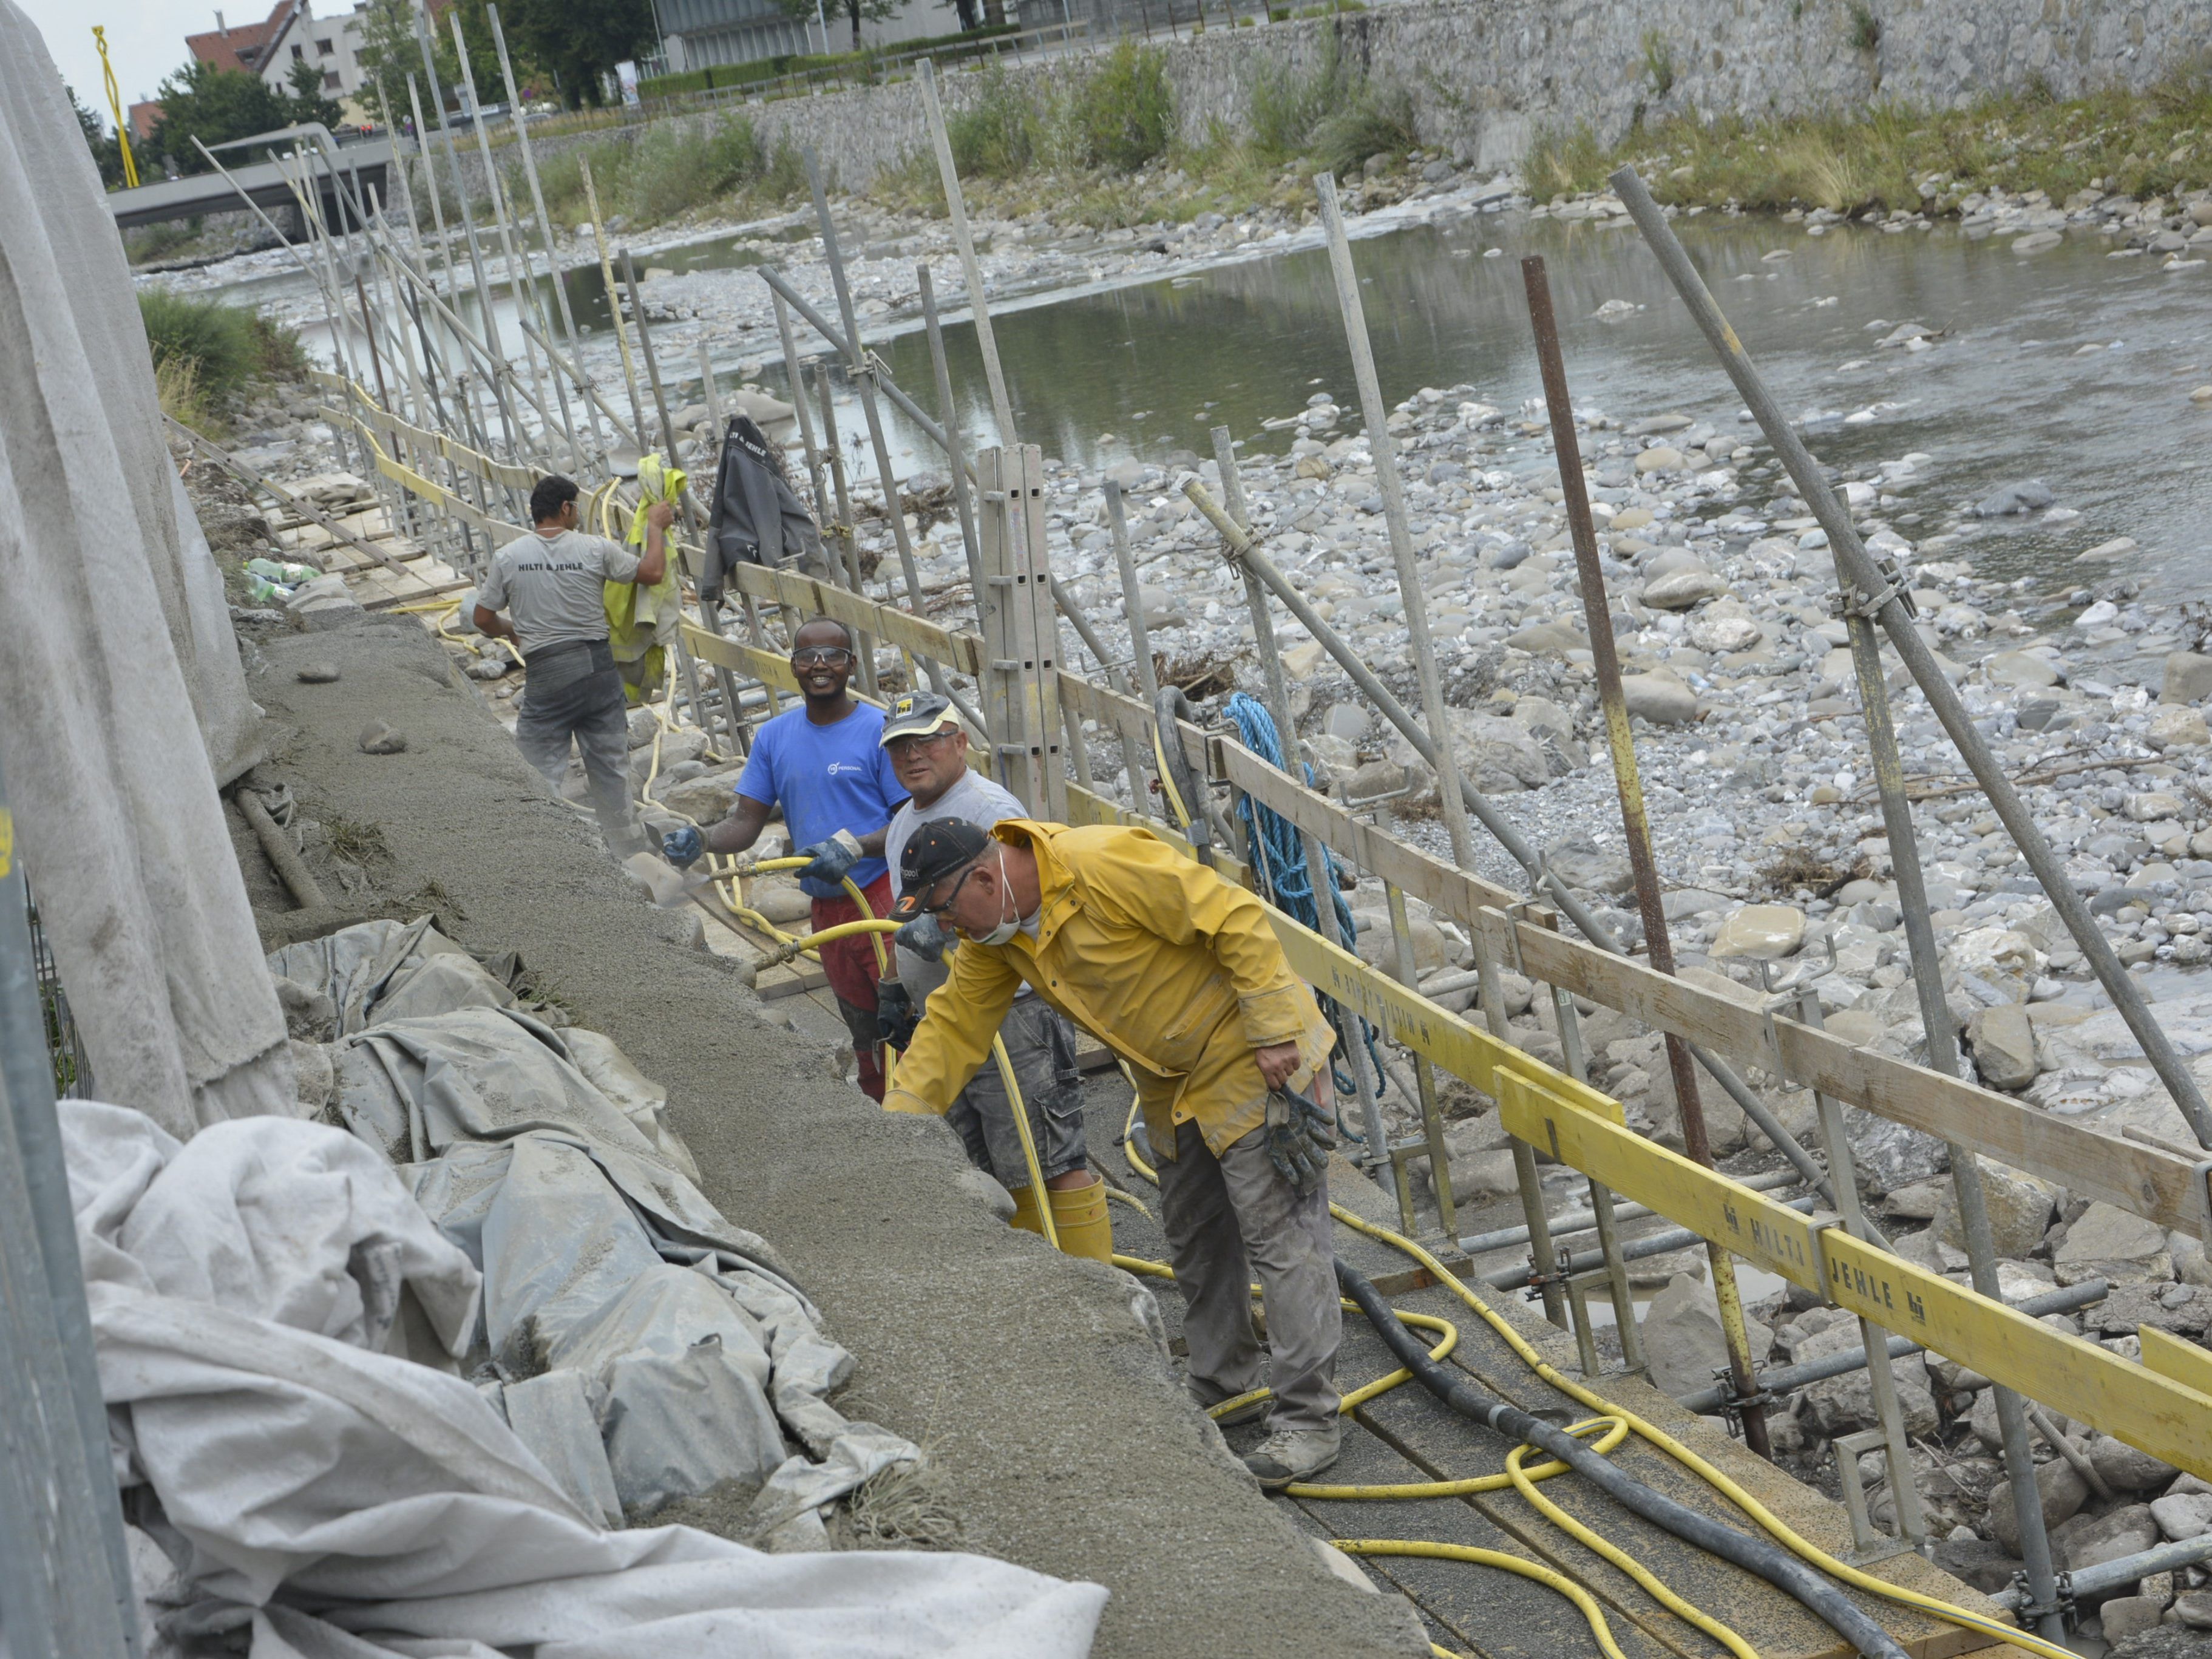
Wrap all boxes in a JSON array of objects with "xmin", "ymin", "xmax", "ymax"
[{"xmin": 884, "ymin": 768, "xmax": 1027, "ymax": 1000}]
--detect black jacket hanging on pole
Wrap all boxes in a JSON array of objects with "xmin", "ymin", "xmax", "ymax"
[{"xmin": 701, "ymin": 414, "xmax": 825, "ymax": 601}]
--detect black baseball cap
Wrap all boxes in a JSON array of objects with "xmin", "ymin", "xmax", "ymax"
[{"xmin": 889, "ymin": 818, "xmax": 992, "ymax": 920}]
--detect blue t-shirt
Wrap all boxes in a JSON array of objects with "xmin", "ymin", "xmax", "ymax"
[{"xmin": 736, "ymin": 702, "xmax": 908, "ymax": 897}]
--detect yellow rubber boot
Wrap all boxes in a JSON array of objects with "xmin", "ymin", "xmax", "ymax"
[
  {"xmin": 1008, "ymin": 1180, "xmax": 1048, "ymax": 1238},
  {"xmin": 1047, "ymin": 1176, "xmax": 1115, "ymax": 1264}
]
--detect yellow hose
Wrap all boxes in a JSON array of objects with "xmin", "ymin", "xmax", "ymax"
[{"xmin": 1335, "ymin": 1541, "xmax": 1629, "ymax": 1659}]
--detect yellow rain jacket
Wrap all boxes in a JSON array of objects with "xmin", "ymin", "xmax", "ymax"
[
  {"xmin": 884, "ymin": 820, "xmax": 1335, "ymax": 1159},
  {"xmin": 605, "ymin": 455, "xmax": 687, "ymax": 704}
]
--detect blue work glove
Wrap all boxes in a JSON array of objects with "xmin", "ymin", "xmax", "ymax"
[
  {"xmin": 660, "ymin": 825, "xmax": 705, "ymax": 868},
  {"xmin": 1262, "ymin": 1086, "xmax": 1337, "ymax": 1193},
  {"xmin": 895, "ymin": 913, "xmax": 948, "ymax": 963},
  {"xmin": 796, "ymin": 828, "xmax": 864, "ymax": 886}
]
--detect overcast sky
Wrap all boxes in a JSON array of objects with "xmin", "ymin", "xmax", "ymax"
[{"xmin": 24, "ymin": 0, "xmax": 220, "ymax": 127}]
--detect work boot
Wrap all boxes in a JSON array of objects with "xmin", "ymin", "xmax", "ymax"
[
  {"xmin": 1008, "ymin": 1181, "xmax": 1047, "ymax": 1238},
  {"xmin": 1188, "ymin": 1383, "xmax": 1270, "ymax": 1428},
  {"xmin": 1047, "ymin": 1175, "xmax": 1115, "ymax": 1264},
  {"xmin": 1241, "ymin": 1423, "xmax": 1342, "ymax": 1491}
]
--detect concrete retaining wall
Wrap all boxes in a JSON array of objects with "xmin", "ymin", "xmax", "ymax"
[{"xmin": 444, "ymin": 0, "xmax": 2212, "ymax": 200}]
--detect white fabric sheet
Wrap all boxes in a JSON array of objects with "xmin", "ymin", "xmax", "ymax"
[
  {"xmin": 0, "ymin": 0, "xmax": 287, "ymax": 1135},
  {"xmin": 65, "ymin": 1101, "xmax": 1107, "ymax": 1659}
]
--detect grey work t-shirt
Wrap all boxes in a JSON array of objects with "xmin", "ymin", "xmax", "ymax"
[
  {"xmin": 885, "ymin": 768, "xmax": 1028, "ymax": 1002},
  {"xmin": 478, "ymin": 529, "xmax": 641, "ymax": 656}
]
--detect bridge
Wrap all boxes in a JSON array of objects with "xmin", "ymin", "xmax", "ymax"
[{"xmin": 107, "ymin": 134, "xmax": 394, "ymax": 231}]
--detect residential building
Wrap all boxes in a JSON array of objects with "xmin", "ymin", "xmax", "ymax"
[{"xmin": 185, "ymin": 1, "xmax": 377, "ymax": 124}]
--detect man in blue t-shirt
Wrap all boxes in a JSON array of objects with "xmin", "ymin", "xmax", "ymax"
[{"xmin": 662, "ymin": 617, "xmax": 907, "ymax": 1098}]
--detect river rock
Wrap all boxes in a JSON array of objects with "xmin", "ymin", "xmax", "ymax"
[
  {"xmin": 1711, "ymin": 904, "xmax": 1805, "ymax": 960},
  {"xmin": 2056, "ymin": 1504, "xmax": 2160, "ymax": 1574},
  {"xmin": 2056, "ymin": 1203, "xmax": 2176, "ymax": 1287},
  {"xmin": 2161, "ymin": 652, "xmax": 2212, "ymax": 705},
  {"xmin": 1964, "ymin": 1003, "xmax": 2040, "ymax": 1091},
  {"xmin": 1797, "ymin": 1320, "xmax": 1938, "ymax": 1436},
  {"xmin": 655, "ymin": 764, "xmax": 746, "ymax": 824},
  {"xmin": 296, "ymin": 661, "xmax": 341, "ymax": 684},
  {"xmin": 1845, "ymin": 1108, "xmax": 1949, "ymax": 1190},
  {"xmin": 1640, "ymin": 561, "xmax": 1726, "ymax": 610},
  {"xmin": 747, "ymin": 874, "xmax": 813, "ymax": 926},
  {"xmin": 2149, "ymin": 706, "xmax": 2211, "ymax": 749},
  {"xmin": 1972, "ymin": 480, "xmax": 2055, "ymax": 517},
  {"xmin": 2012, "ymin": 229, "xmax": 2063, "ymax": 254},
  {"xmin": 1547, "ymin": 833, "xmax": 1635, "ymax": 897},
  {"xmin": 1507, "ymin": 620, "xmax": 1589, "ymax": 654},
  {"xmin": 2152, "ymin": 1491, "xmax": 2212, "ymax": 1541},
  {"xmin": 1634, "ymin": 446, "xmax": 1686, "ymax": 473},
  {"xmin": 1987, "ymin": 1458, "xmax": 2091, "ymax": 1553},
  {"xmin": 1450, "ymin": 711, "xmax": 1552, "ymax": 792},
  {"xmin": 2099, "ymin": 1598, "xmax": 2165, "ymax": 1645},
  {"xmin": 2088, "ymin": 1433, "xmax": 2180, "ymax": 1493},
  {"xmin": 1282, "ymin": 641, "xmax": 1328, "ymax": 678},
  {"xmin": 1932, "ymin": 1156, "xmax": 2055, "ymax": 1255},
  {"xmin": 1984, "ymin": 650, "xmax": 2061, "ymax": 688},
  {"xmin": 357, "ymin": 721, "xmax": 407, "ymax": 755},
  {"xmin": 2109, "ymin": 1628, "xmax": 2212, "ymax": 1658},
  {"xmin": 2088, "ymin": 1283, "xmax": 2212, "ymax": 1338},
  {"xmin": 1621, "ymin": 671, "xmax": 1700, "ymax": 724},
  {"xmin": 1128, "ymin": 583, "xmax": 1188, "ymax": 630},
  {"xmin": 1640, "ymin": 1272, "xmax": 1773, "ymax": 1400}
]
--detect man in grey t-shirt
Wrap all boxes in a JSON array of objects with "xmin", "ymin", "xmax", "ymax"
[
  {"xmin": 473, "ymin": 475, "xmax": 670, "ymax": 852},
  {"xmin": 877, "ymin": 693, "xmax": 1102, "ymax": 1257}
]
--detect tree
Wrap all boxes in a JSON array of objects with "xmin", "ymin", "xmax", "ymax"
[
  {"xmin": 283, "ymin": 57, "xmax": 345, "ymax": 131},
  {"xmin": 353, "ymin": 0, "xmax": 520, "ymax": 127},
  {"xmin": 145, "ymin": 61, "xmax": 290, "ymax": 175},
  {"xmin": 67, "ymin": 84, "xmax": 126, "ymax": 188},
  {"xmin": 502, "ymin": 0, "xmax": 654, "ymax": 109},
  {"xmin": 775, "ymin": 0, "xmax": 909, "ymax": 53}
]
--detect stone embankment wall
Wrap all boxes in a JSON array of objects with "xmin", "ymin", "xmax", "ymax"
[{"xmin": 450, "ymin": 0, "xmax": 2212, "ymax": 198}]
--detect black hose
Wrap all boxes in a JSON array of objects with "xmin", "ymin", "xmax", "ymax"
[{"xmin": 1335, "ymin": 1258, "xmax": 1910, "ymax": 1659}]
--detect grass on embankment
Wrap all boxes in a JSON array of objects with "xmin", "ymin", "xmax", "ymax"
[
  {"xmin": 1525, "ymin": 72, "xmax": 2212, "ymax": 214},
  {"xmin": 138, "ymin": 289, "xmax": 308, "ymax": 436},
  {"xmin": 511, "ymin": 33, "xmax": 1417, "ymax": 237}
]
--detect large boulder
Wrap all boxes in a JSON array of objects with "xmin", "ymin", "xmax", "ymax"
[
  {"xmin": 1932, "ymin": 1158, "xmax": 2057, "ymax": 1257},
  {"xmin": 1448, "ymin": 710, "xmax": 1552, "ymax": 793},
  {"xmin": 1639, "ymin": 1272, "xmax": 1773, "ymax": 1400},
  {"xmin": 1547, "ymin": 833, "xmax": 1635, "ymax": 897},
  {"xmin": 2151, "ymin": 1490, "xmax": 2212, "ymax": 1541},
  {"xmin": 2055, "ymin": 1203, "xmax": 2176, "ymax": 1287},
  {"xmin": 1621, "ymin": 671, "xmax": 1700, "ymax": 724},
  {"xmin": 1797, "ymin": 1320, "xmax": 1938, "ymax": 1436},
  {"xmin": 2088, "ymin": 1433, "xmax": 2179, "ymax": 1494},
  {"xmin": 2162, "ymin": 651, "xmax": 2212, "ymax": 705},
  {"xmin": 1987, "ymin": 1459, "xmax": 2090, "ymax": 1554},
  {"xmin": 1711, "ymin": 904, "xmax": 1805, "ymax": 960},
  {"xmin": 1844, "ymin": 1108, "xmax": 1950, "ymax": 1190},
  {"xmin": 1964, "ymin": 1003, "xmax": 2040, "ymax": 1091},
  {"xmin": 2054, "ymin": 1503, "xmax": 2160, "ymax": 1572}
]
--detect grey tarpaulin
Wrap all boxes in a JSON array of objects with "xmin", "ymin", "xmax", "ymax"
[
  {"xmin": 63, "ymin": 1101, "xmax": 1108, "ymax": 1658},
  {"xmin": 0, "ymin": 0, "xmax": 287, "ymax": 1136},
  {"xmin": 276, "ymin": 919, "xmax": 934, "ymax": 1550}
]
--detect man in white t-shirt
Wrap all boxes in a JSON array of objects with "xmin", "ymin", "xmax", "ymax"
[
  {"xmin": 877, "ymin": 692, "xmax": 1108, "ymax": 1261},
  {"xmin": 474, "ymin": 475, "xmax": 670, "ymax": 853}
]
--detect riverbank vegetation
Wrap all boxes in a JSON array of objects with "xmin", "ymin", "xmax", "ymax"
[
  {"xmin": 1526, "ymin": 72, "xmax": 2212, "ymax": 214},
  {"xmin": 138, "ymin": 291, "xmax": 307, "ymax": 435}
]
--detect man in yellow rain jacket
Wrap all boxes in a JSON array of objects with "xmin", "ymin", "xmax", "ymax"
[{"xmin": 884, "ymin": 816, "xmax": 1346, "ymax": 1488}]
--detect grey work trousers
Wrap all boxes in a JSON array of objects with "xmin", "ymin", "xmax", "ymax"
[
  {"xmin": 1156, "ymin": 1116, "xmax": 1340, "ymax": 1433},
  {"xmin": 943, "ymin": 996, "xmax": 1087, "ymax": 1189},
  {"xmin": 514, "ymin": 639, "xmax": 637, "ymax": 849}
]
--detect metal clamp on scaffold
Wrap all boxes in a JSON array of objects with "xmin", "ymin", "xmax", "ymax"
[
  {"xmin": 1827, "ymin": 553, "xmax": 1918, "ymax": 622},
  {"xmin": 1752, "ymin": 938, "xmax": 1837, "ymax": 1079},
  {"xmin": 1706, "ymin": 1359, "xmax": 1779, "ymax": 1443},
  {"xmin": 2010, "ymin": 1566, "xmax": 2077, "ymax": 1634}
]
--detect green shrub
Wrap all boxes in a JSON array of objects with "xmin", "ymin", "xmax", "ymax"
[
  {"xmin": 1313, "ymin": 83, "xmax": 1416, "ymax": 175},
  {"xmin": 627, "ymin": 116, "xmax": 766, "ymax": 221},
  {"xmin": 1248, "ymin": 46, "xmax": 1340, "ymax": 158},
  {"xmin": 138, "ymin": 290, "xmax": 259, "ymax": 400},
  {"xmin": 946, "ymin": 64, "xmax": 1040, "ymax": 178},
  {"xmin": 1069, "ymin": 40, "xmax": 1173, "ymax": 171}
]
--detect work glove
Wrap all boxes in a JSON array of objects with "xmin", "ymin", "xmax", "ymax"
[
  {"xmin": 895, "ymin": 913, "xmax": 948, "ymax": 963},
  {"xmin": 876, "ymin": 978, "xmax": 919, "ymax": 1050},
  {"xmin": 796, "ymin": 828, "xmax": 864, "ymax": 886},
  {"xmin": 661, "ymin": 824, "xmax": 705, "ymax": 868},
  {"xmin": 1263, "ymin": 1085, "xmax": 1337, "ymax": 1194}
]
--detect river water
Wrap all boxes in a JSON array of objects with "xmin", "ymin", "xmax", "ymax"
[{"xmin": 242, "ymin": 203, "xmax": 2210, "ymax": 605}]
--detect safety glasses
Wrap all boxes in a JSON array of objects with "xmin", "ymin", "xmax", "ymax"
[{"xmin": 790, "ymin": 647, "xmax": 853, "ymax": 668}]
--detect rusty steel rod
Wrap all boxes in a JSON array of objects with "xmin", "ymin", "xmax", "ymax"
[{"xmin": 1521, "ymin": 253, "xmax": 1768, "ymax": 1456}]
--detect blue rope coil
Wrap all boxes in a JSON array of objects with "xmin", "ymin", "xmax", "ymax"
[{"xmin": 1223, "ymin": 693, "xmax": 1388, "ymax": 1113}]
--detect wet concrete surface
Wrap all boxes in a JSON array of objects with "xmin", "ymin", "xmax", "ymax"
[{"xmin": 229, "ymin": 612, "xmax": 1426, "ymax": 1659}]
